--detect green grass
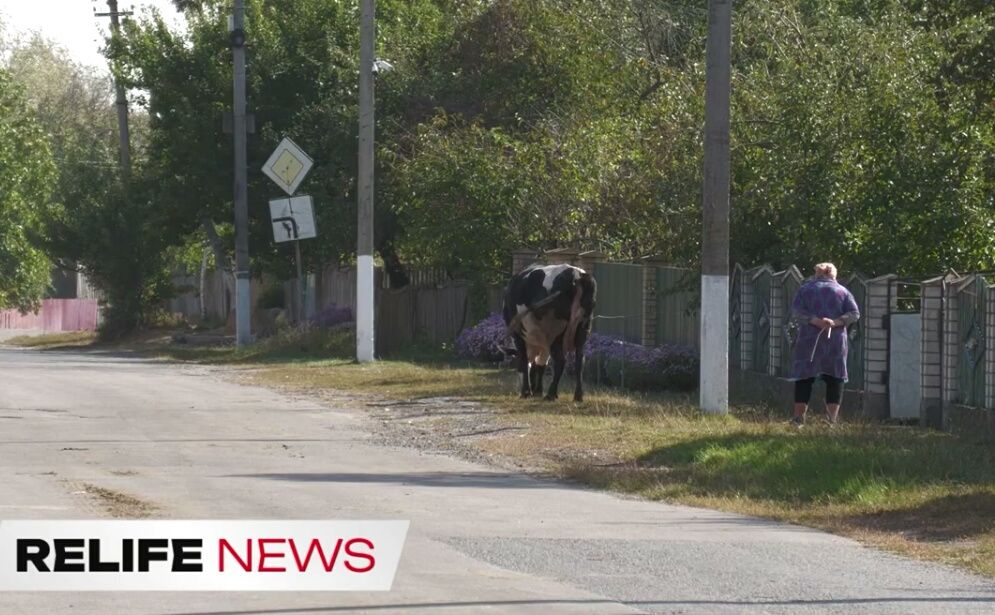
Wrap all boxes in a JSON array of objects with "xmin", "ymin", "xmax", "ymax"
[{"xmin": 44, "ymin": 327, "xmax": 995, "ymax": 578}]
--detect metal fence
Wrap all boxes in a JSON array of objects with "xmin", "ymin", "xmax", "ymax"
[
  {"xmin": 655, "ymin": 266, "xmax": 699, "ymax": 349},
  {"xmin": 593, "ymin": 262, "xmax": 644, "ymax": 344}
]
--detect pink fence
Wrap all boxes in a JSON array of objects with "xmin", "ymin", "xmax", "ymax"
[{"xmin": 0, "ymin": 299, "xmax": 100, "ymax": 331}]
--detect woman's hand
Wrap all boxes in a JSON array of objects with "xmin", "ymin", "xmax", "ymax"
[{"xmin": 809, "ymin": 317, "xmax": 835, "ymax": 330}]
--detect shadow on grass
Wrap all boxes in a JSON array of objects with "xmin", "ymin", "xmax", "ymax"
[
  {"xmin": 846, "ymin": 492, "xmax": 995, "ymax": 541},
  {"xmin": 574, "ymin": 430, "xmax": 995, "ymax": 507}
]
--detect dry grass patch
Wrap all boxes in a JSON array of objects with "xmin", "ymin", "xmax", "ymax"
[{"xmin": 4, "ymin": 331, "xmax": 96, "ymax": 348}]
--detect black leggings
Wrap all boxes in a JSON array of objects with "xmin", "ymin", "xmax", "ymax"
[{"xmin": 795, "ymin": 375, "xmax": 844, "ymax": 405}]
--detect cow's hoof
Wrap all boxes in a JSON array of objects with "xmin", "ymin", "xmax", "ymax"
[
  {"xmin": 573, "ymin": 394, "xmax": 584, "ymax": 403},
  {"xmin": 520, "ymin": 392, "xmax": 532, "ymax": 399},
  {"xmin": 544, "ymin": 393, "xmax": 558, "ymax": 401}
]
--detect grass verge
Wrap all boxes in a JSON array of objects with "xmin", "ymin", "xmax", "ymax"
[
  {"xmin": 35, "ymin": 327, "xmax": 995, "ymax": 578},
  {"xmin": 3, "ymin": 331, "xmax": 97, "ymax": 348}
]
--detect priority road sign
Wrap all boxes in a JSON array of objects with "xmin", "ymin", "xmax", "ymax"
[{"xmin": 262, "ymin": 137, "xmax": 314, "ymax": 196}]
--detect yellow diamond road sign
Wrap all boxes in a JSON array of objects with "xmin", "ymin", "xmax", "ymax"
[{"xmin": 262, "ymin": 137, "xmax": 314, "ymax": 196}]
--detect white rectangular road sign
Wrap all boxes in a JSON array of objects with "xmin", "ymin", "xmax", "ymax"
[
  {"xmin": 262, "ymin": 137, "xmax": 314, "ymax": 196},
  {"xmin": 269, "ymin": 195, "xmax": 316, "ymax": 243}
]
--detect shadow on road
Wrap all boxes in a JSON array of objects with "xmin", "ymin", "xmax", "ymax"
[{"xmin": 227, "ymin": 471, "xmax": 550, "ymax": 489}]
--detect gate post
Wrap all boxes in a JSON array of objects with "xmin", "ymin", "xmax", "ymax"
[
  {"xmin": 987, "ymin": 279, "xmax": 995, "ymax": 411},
  {"xmin": 512, "ymin": 248, "xmax": 540, "ymax": 274},
  {"xmin": 739, "ymin": 266, "xmax": 763, "ymax": 372},
  {"xmin": 576, "ymin": 250, "xmax": 605, "ymax": 275},
  {"xmin": 863, "ymin": 274, "xmax": 896, "ymax": 419},
  {"xmin": 545, "ymin": 247, "xmax": 579, "ymax": 266},
  {"xmin": 920, "ymin": 274, "xmax": 951, "ymax": 427},
  {"xmin": 639, "ymin": 257, "xmax": 660, "ymax": 348}
]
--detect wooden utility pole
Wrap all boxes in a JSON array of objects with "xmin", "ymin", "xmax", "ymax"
[
  {"xmin": 700, "ymin": 0, "xmax": 732, "ymax": 414},
  {"xmin": 356, "ymin": 0, "xmax": 376, "ymax": 362},
  {"xmin": 95, "ymin": 0, "xmax": 132, "ymax": 177}
]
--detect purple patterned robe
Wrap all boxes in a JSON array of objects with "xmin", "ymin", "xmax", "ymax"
[{"xmin": 789, "ymin": 278, "xmax": 860, "ymax": 381}]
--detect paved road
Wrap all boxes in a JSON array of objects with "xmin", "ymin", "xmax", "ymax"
[{"xmin": 1, "ymin": 346, "xmax": 993, "ymax": 615}]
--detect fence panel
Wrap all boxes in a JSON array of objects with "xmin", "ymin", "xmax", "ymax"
[
  {"xmin": 593, "ymin": 262, "xmax": 644, "ymax": 343},
  {"xmin": 956, "ymin": 275, "xmax": 988, "ymax": 407},
  {"xmin": 376, "ymin": 289, "xmax": 416, "ymax": 355},
  {"xmin": 414, "ymin": 285, "xmax": 469, "ymax": 345},
  {"xmin": 0, "ymin": 299, "xmax": 99, "ymax": 332},
  {"xmin": 845, "ymin": 275, "xmax": 868, "ymax": 390},
  {"xmin": 655, "ymin": 266, "xmax": 700, "ymax": 349}
]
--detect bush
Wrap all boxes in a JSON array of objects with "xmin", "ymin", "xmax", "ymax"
[
  {"xmin": 455, "ymin": 312, "xmax": 512, "ymax": 363},
  {"xmin": 310, "ymin": 303, "xmax": 353, "ymax": 329},
  {"xmin": 257, "ymin": 285, "xmax": 286, "ymax": 310},
  {"xmin": 454, "ymin": 314, "xmax": 699, "ymax": 391},
  {"xmin": 578, "ymin": 333, "xmax": 698, "ymax": 392},
  {"xmin": 254, "ymin": 322, "xmax": 354, "ymax": 358}
]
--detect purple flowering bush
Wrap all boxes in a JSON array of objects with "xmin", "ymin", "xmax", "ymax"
[
  {"xmin": 310, "ymin": 304, "xmax": 353, "ymax": 329},
  {"xmin": 576, "ymin": 333, "xmax": 698, "ymax": 391},
  {"xmin": 455, "ymin": 312, "xmax": 513, "ymax": 363},
  {"xmin": 455, "ymin": 314, "xmax": 698, "ymax": 391}
]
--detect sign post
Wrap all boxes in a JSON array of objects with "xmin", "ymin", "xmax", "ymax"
[
  {"xmin": 269, "ymin": 195, "xmax": 316, "ymax": 323},
  {"xmin": 263, "ymin": 138, "xmax": 316, "ymax": 325}
]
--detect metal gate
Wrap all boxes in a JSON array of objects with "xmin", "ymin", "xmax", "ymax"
[
  {"xmin": 730, "ymin": 265, "xmax": 742, "ymax": 368},
  {"xmin": 956, "ymin": 275, "xmax": 988, "ymax": 407},
  {"xmin": 752, "ymin": 269, "xmax": 772, "ymax": 374},
  {"xmin": 779, "ymin": 268, "xmax": 803, "ymax": 376}
]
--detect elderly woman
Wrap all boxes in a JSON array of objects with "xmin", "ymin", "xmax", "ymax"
[{"xmin": 789, "ymin": 263, "xmax": 860, "ymax": 426}]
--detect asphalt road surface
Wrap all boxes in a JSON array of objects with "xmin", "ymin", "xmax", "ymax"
[{"xmin": 1, "ymin": 346, "xmax": 993, "ymax": 615}]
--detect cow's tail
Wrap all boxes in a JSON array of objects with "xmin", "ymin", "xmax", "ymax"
[
  {"xmin": 563, "ymin": 273, "xmax": 595, "ymax": 354},
  {"xmin": 506, "ymin": 290, "xmax": 561, "ymax": 336}
]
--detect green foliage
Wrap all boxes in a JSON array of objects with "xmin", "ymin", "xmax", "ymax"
[
  {"xmin": 19, "ymin": 0, "xmax": 987, "ymax": 307},
  {"xmin": 6, "ymin": 35, "xmax": 175, "ymax": 336},
  {"xmin": 0, "ymin": 68, "xmax": 54, "ymax": 311},
  {"xmin": 731, "ymin": 0, "xmax": 995, "ymax": 275}
]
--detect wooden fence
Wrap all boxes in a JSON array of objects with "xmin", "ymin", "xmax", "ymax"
[
  {"xmin": 167, "ymin": 265, "xmax": 502, "ymax": 356},
  {"xmin": 0, "ymin": 299, "xmax": 100, "ymax": 332}
]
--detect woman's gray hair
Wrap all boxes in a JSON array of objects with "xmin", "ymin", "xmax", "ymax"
[{"xmin": 814, "ymin": 262, "xmax": 837, "ymax": 279}]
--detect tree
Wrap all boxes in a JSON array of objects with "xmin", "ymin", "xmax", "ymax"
[
  {"xmin": 0, "ymin": 67, "xmax": 54, "ymax": 311},
  {"xmin": 6, "ymin": 34, "xmax": 174, "ymax": 334}
]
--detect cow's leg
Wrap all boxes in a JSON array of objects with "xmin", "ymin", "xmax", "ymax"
[
  {"xmin": 531, "ymin": 361, "xmax": 546, "ymax": 397},
  {"xmin": 573, "ymin": 326, "xmax": 589, "ymax": 402},
  {"xmin": 514, "ymin": 334, "xmax": 531, "ymax": 397},
  {"xmin": 545, "ymin": 338, "xmax": 566, "ymax": 401}
]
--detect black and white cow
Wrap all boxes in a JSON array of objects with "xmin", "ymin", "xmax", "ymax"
[{"xmin": 502, "ymin": 264, "xmax": 597, "ymax": 401}]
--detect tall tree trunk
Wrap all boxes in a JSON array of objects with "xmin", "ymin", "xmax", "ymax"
[
  {"xmin": 378, "ymin": 241, "xmax": 410, "ymax": 288},
  {"xmin": 201, "ymin": 218, "xmax": 237, "ymax": 319},
  {"xmin": 199, "ymin": 247, "xmax": 209, "ymax": 322}
]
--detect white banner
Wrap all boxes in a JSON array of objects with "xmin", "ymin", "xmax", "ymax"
[{"xmin": 0, "ymin": 520, "xmax": 408, "ymax": 591}]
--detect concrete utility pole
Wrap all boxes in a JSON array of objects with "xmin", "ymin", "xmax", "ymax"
[
  {"xmin": 356, "ymin": 0, "xmax": 376, "ymax": 363},
  {"xmin": 95, "ymin": 0, "xmax": 132, "ymax": 176},
  {"xmin": 700, "ymin": 0, "xmax": 732, "ymax": 414},
  {"xmin": 231, "ymin": 0, "xmax": 252, "ymax": 346}
]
